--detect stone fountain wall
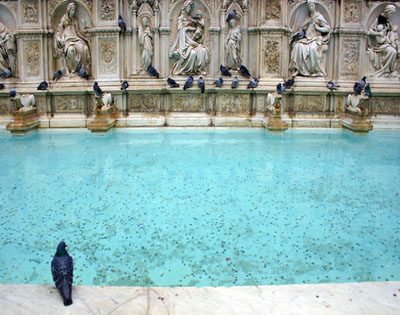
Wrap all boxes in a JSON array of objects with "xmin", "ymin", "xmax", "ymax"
[{"xmin": 0, "ymin": 0, "xmax": 399, "ymax": 128}]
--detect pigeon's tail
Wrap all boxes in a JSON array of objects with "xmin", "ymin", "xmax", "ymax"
[{"xmin": 60, "ymin": 282, "xmax": 72, "ymax": 306}]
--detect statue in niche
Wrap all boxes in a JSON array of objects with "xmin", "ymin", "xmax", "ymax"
[
  {"xmin": 225, "ymin": 13, "xmax": 241, "ymax": 70},
  {"xmin": 169, "ymin": 0, "xmax": 209, "ymax": 75},
  {"xmin": 54, "ymin": 3, "xmax": 91, "ymax": 77},
  {"xmin": 289, "ymin": 0, "xmax": 330, "ymax": 77},
  {"xmin": 367, "ymin": 4, "xmax": 400, "ymax": 77},
  {"xmin": 139, "ymin": 17, "xmax": 153, "ymax": 71},
  {"xmin": 0, "ymin": 22, "xmax": 16, "ymax": 75}
]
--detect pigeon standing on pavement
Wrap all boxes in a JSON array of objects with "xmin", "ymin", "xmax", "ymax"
[{"xmin": 51, "ymin": 241, "xmax": 73, "ymax": 306}]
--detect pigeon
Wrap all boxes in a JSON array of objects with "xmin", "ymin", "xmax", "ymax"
[
  {"xmin": 93, "ymin": 81, "xmax": 103, "ymax": 97},
  {"xmin": 364, "ymin": 83, "xmax": 372, "ymax": 97},
  {"xmin": 226, "ymin": 9, "xmax": 237, "ymax": 22},
  {"xmin": 167, "ymin": 78, "xmax": 179, "ymax": 88},
  {"xmin": 353, "ymin": 76, "xmax": 366, "ymax": 95},
  {"xmin": 231, "ymin": 76, "xmax": 239, "ymax": 89},
  {"xmin": 0, "ymin": 83, "xmax": 5, "ymax": 90},
  {"xmin": 118, "ymin": 14, "xmax": 127, "ymax": 33},
  {"xmin": 53, "ymin": 70, "xmax": 62, "ymax": 81},
  {"xmin": 51, "ymin": 242, "xmax": 73, "ymax": 306},
  {"xmin": 198, "ymin": 77, "xmax": 205, "ymax": 94},
  {"xmin": 239, "ymin": 65, "xmax": 251, "ymax": 78},
  {"xmin": 76, "ymin": 66, "xmax": 89, "ymax": 80},
  {"xmin": 327, "ymin": 80, "xmax": 340, "ymax": 90},
  {"xmin": 37, "ymin": 81, "xmax": 48, "ymax": 90},
  {"xmin": 377, "ymin": 15, "xmax": 388, "ymax": 26},
  {"xmin": 277, "ymin": 83, "xmax": 285, "ymax": 94},
  {"xmin": 283, "ymin": 78, "xmax": 295, "ymax": 89},
  {"xmin": 292, "ymin": 29, "xmax": 306, "ymax": 42},
  {"xmin": 0, "ymin": 67, "xmax": 12, "ymax": 78},
  {"xmin": 183, "ymin": 75, "xmax": 194, "ymax": 90},
  {"xmin": 147, "ymin": 65, "xmax": 160, "ymax": 78},
  {"xmin": 220, "ymin": 65, "xmax": 232, "ymax": 77},
  {"xmin": 247, "ymin": 78, "xmax": 259, "ymax": 89},
  {"xmin": 213, "ymin": 77, "xmax": 223, "ymax": 88},
  {"xmin": 9, "ymin": 88, "xmax": 16, "ymax": 98},
  {"xmin": 120, "ymin": 80, "xmax": 129, "ymax": 90}
]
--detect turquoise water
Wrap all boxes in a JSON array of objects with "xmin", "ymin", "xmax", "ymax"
[{"xmin": 0, "ymin": 129, "xmax": 399, "ymax": 287}]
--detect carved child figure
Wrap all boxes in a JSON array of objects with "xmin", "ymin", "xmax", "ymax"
[{"xmin": 191, "ymin": 10, "xmax": 205, "ymax": 43}]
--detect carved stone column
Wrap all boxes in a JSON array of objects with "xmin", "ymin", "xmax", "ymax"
[
  {"xmin": 159, "ymin": 27, "xmax": 170, "ymax": 77},
  {"xmin": 153, "ymin": 9, "xmax": 160, "ymax": 72},
  {"xmin": 220, "ymin": 9, "xmax": 227, "ymax": 69},
  {"xmin": 242, "ymin": 8, "xmax": 249, "ymax": 67},
  {"xmin": 131, "ymin": 9, "xmax": 139, "ymax": 75}
]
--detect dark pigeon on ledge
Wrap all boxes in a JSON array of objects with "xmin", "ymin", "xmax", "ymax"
[
  {"xmin": 118, "ymin": 14, "xmax": 127, "ymax": 33},
  {"xmin": 183, "ymin": 75, "xmax": 194, "ymax": 90},
  {"xmin": 327, "ymin": 80, "xmax": 340, "ymax": 90},
  {"xmin": 247, "ymin": 78, "xmax": 259, "ymax": 89},
  {"xmin": 292, "ymin": 29, "xmax": 306, "ymax": 42},
  {"xmin": 53, "ymin": 70, "xmax": 62, "ymax": 81},
  {"xmin": 353, "ymin": 76, "xmax": 366, "ymax": 95},
  {"xmin": 51, "ymin": 241, "xmax": 73, "ymax": 306},
  {"xmin": 167, "ymin": 78, "xmax": 179, "ymax": 88},
  {"xmin": 213, "ymin": 77, "xmax": 223, "ymax": 88},
  {"xmin": 93, "ymin": 81, "xmax": 103, "ymax": 97},
  {"xmin": 147, "ymin": 65, "xmax": 160, "ymax": 78},
  {"xmin": 198, "ymin": 77, "xmax": 205, "ymax": 94},
  {"xmin": 37, "ymin": 81, "xmax": 48, "ymax": 90},
  {"xmin": 120, "ymin": 80, "xmax": 129, "ymax": 90},
  {"xmin": 277, "ymin": 82, "xmax": 285, "ymax": 94},
  {"xmin": 364, "ymin": 83, "xmax": 372, "ymax": 97},
  {"xmin": 0, "ymin": 67, "xmax": 12, "ymax": 78},
  {"xmin": 283, "ymin": 78, "xmax": 295, "ymax": 89},
  {"xmin": 76, "ymin": 66, "xmax": 89, "ymax": 80},
  {"xmin": 0, "ymin": 84, "xmax": 5, "ymax": 90},
  {"xmin": 239, "ymin": 65, "xmax": 251, "ymax": 78},
  {"xmin": 220, "ymin": 65, "xmax": 232, "ymax": 77},
  {"xmin": 231, "ymin": 76, "xmax": 239, "ymax": 89}
]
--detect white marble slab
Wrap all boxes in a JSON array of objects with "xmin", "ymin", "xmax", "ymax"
[{"xmin": 1, "ymin": 282, "xmax": 399, "ymax": 315}]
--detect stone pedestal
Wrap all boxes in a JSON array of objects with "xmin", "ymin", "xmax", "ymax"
[
  {"xmin": 342, "ymin": 101, "xmax": 373, "ymax": 134},
  {"xmin": 265, "ymin": 94, "xmax": 288, "ymax": 132},
  {"xmin": 88, "ymin": 106, "xmax": 116, "ymax": 133},
  {"xmin": 6, "ymin": 108, "xmax": 39, "ymax": 136}
]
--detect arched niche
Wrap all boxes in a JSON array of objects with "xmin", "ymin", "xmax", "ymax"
[
  {"xmin": 50, "ymin": 1, "xmax": 93, "ymax": 32},
  {"xmin": 289, "ymin": 1, "xmax": 331, "ymax": 32},
  {"xmin": 138, "ymin": 2, "xmax": 155, "ymax": 24},
  {"xmin": 223, "ymin": 2, "xmax": 244, "ymax": 27},
  {"xmin": 0, "ymin": 4, "xmax": 16, "ymax": 31},
  {"xmin": 367, "ymin": 3, "xmax": 400, "ymax": 29}
]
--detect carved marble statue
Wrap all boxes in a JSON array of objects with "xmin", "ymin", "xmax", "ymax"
[
  {"xmin": 226, "ymin": 15, "xmax": 241, "ymax": 70},
  {"xmin": 169, "ymin": 0, "xmax": 209, "ymax": 75},
  {"xmin": 367, "ymin": 4, "xmax": 399, "ymax": 77},
  {"xmin": 54, "ymin": 3, "xmax": 91, "ymax": 76},
  {"xmin": 289, "ymin": 0, "xmax": 330, "ymax": 77},
  {"xmin": 11, "ymin": 93, "xmax": 36, "ymax": 112},
  {"xmin": 139, "ymin": 17, "xmax": 153, "ymax": 71},
  {"xmin": 0, "ymin": 22, "xmax": 16, "ymax": 74}
]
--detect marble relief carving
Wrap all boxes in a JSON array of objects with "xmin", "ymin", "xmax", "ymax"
[
  {"xmin": 290, "ymin": 0, "xmax": 331, "ymax": 77},
  {"xmin": 100, "ymin": 0, "xmax": 116, "ymax": 21},
  {"xmin": 223, "ymin": 0, "xmax": 248, "ymax": 10},
  {"xmin": 129, "ymin": 94, "xmax": 158, "ymax": 112},
  {"xmin": 171, "ymin": 95, "xmax": 203, "ymax": 112},
  {"xmin": 55, "ymin": 96, "xmax": 84, "ymax": 113},
  {"xmin": 265, "ymin": 0, "xmax": 281, "ymax": 20},
  {"xmin": 0, "ymin": 98, "xmax": 9, "ymax": 114},
  {"xmin": 23, "ymin": 2, "xmax": 39, "ymax": 23},
  {"xmin": 49, "ymin": 0, "xmax": 93, "ymax": 14},
  {"xmin": 344, "ymin": 1, "xmax": 361, "ymax": 23},
  {"xmin": 24, "ymin": 41, "xmax": 40, "ymax": 77},
  {"xmin": 216, "ymin": 94, "xmax": 250, "ymax": 113},
  {"xmin": 295, "ymin": 95, "xmax": 326, "ymax": 112},
  {"xmin": 139, "ymin": 17, "xmax": 153, "ymax": 71},
  {"xmin": 225, "ymin": 14, "xmax": 241, "ymax": 70},
  {"xmin": 54, "ymin": 3, "xmax": 91, "ymax": 76},
  {"xmin": 263, "ymin": 39, "xmax": 280, "ymax": 74},
  {"xmin": 99, "ymin": 38, "xmax": 117, "ymax": 75},
  {"xmin": 373, "ymin": 97, "xmax": 400, "ymax": 114},
  {"xmin": 367, "ymin": 4, "xmax": 399, "ymax": 77},
  {"xmin": 169, "ymin": 0, "xmax": 209, "ymax": 75},
  {"xmin": 0, "ymin": 23, "xmax": 17, "ymax": 74},
  {"xmin": 341, "ymin": 40, "xmax": 359, "ymax": 76},
  {"xmin": 132, "ymin": 0, "xmax": 159, "ymax": 10}
]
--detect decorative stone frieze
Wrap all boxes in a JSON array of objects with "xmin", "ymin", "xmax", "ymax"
[
  {"xmin": 99, "ymin": 37, "xmax": 117, "ymax": 75},
  {"xmin": 128, "ymin": 94, "xmax": 159, "ymax": 112},
  {"xmin": 22, "ymin": 2, "xmax": 39, "ymax": 24},
  {"xmin": 23, "ymin": 41, "xmax": 40, "ymax": 77},
  {"xmin": 265, "ymin": 0, "xmax": 281, "ymax": 21},
  {"xmin": 54, "ymin": 96, "xmax": 85, "ymax": 113},
  {"xmin": 263, "ymin": 38, "xmax": 280, "ymax": 75},
  {"xmin": 340, "ymin": 39, "xmax": 360, "ymax": 76},
  {"xmin": 294, "ymin": 95, "xmax": 326, "ymax": 112},
  {"xmin": 344, "ymin": 1, "xmax": 361, "ymax": 24},
  {"xmin": 100, "ymin": 0, "xmax": 116, "ymax": 21},
  {"xmin": 373, "ymin": 97, "xmax": 400, "ymax": 115},
  {"xmin": 215, "ymin": 94, "xmax": 250, "ymax": 114},
  {"xmin": 171, "ymin": 95, "xmax": 204, "ymax": 112}
]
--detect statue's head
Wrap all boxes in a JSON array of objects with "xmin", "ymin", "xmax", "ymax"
[
  {"xmin": 383, "ymin": 4, "xmax": 396, "ymax": 18},
  {"xmin": 307, "ymin": 0, "xmax": 316, "ymax": 13},
  {"xmin": 142, "ymin": 17, "xmax": 148, "ymax": 26},
  {"xmin": 67, "ymin": 2, "xmax": 77, "ymax": 18},
  {"xmin": 183, "ymin": 0, "xmax": 194, "ymax": 13}
]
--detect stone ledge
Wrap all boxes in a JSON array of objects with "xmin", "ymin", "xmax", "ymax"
[{"xmin": 0, "ymin": 282, "xmax": 399, "ymax": 315}]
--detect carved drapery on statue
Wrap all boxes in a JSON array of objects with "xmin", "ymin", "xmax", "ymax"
[
  {"xmin": 0, "ymin": 22, "xmax": 16, "ymax": 74},
  {"xmin": 139, "ymin": 17, "xmax": 153, "ymax": 71},
  {"xmin": 367, "ymin": 4, "xmax": 399, "ymax": 78},
  {"xmin": 289, "ymin": 0, "xmax": 330, "ymax": 77},
  {"xmin": 169, "ymin": 0, "xmax": 209, "ymax": 75},
  {"xmin": 53, "ymin": 3, "xmax": 91, "ymax": 76},
  {"xmin": 225, "ymin": 15, "xmax": 241, "ymax": 70}
]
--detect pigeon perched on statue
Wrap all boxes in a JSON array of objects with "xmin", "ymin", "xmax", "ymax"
[
  {"xmin": 147, "ymin": 65, "xmax": 160, "ymax": 78},
  {"xmin": 51, "ymin": 242, "xmax": 73, "ymax": 306},
  {"xmin": 198, "ymin": 77, "xmax": 205, "ymax": 94},
  {"xmin": 292, "ymin": 29, "xmax": 306, "ymax": 42},
  {"xmin": 120, "ymin": 80, "xmax": 129, "ymax": 91},
  {"xmin": 0, "ymin": 67, "xmax": 12, "ymax": 78},
  {"xmin": 37, "ymin": 81, "xmax": 48, "ymax": 90},
  {"xmin": 283, "ymin": 78, "xmax": 295, "ymax": 89},
  {"xmin": 93, "ymin": 81, "xmax": 103, "ymax": 97},
  {"xmin": 167, "ymin": 78, "xmax": 179, "ymax": 88},
  {"xmin": 353, "ymin": 76, "xmax": 366, "ymax": 95},
  {"xmin": 239, "ymin": 65, "xmax": 251, "ymax": 78},
  {"xmin": 226, "ymin": 10, "xmax": 237, "ymax": 22},
  {"xmin": 277, "ymin": 83, "xmax": 285, "ymax": 94},
  {"xmin": 220, "ymin": 65, "xmax": 232, "ymax": 77},
  {"xmin": 364, "ymin": 83, "xmax": 372, "ymax": 97},
  {"xmin": 0, "ymin": 83, "xmax": 5, "ymax": 90},
  {"xmin": 183, "ymin": 75, "xmax": 194, "ymax": 90},
  {"xmin": 118, "ymin": 14, "xmax": 127, "ymax": 33},
  {"xmin": 76, "ymin": 66, "xmax": 89, "ymax": 80},
  {"xmin": 9, "ymin": 88, "xmax": 16, "ymax": 98},
  {"xmin": 231, "ymin": 76, "xmax": 239, "ymax": 89},
  {"xmin": 53, "ymin": 70, "xmax": 62, "ymax": 81},
  {"xmin": 213, "ymin": 77, "xmax": 224, "ymax": 88},
  {"xmin": 247, "ymin": 78, "xmax": 259, "ymax": 89},
  {"xmin": 327, "ymin": 80, "xmax": 340, "ymax": 90}
]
